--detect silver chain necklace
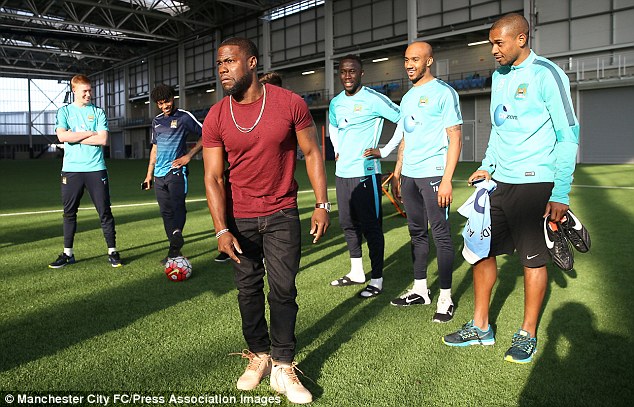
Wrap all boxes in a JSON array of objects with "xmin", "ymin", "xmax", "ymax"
[{"xmin": 229, "ymin": 85, "xmax": 266, "ymax": 133}]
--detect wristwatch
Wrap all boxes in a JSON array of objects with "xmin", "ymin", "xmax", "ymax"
[{"xmin": 315, "ymin": 202, "xmax": 331, "ymax": 213}]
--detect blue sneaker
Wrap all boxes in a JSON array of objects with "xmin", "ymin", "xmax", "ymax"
[
  {"xmin": 443, "ymin": 320, "xmax": 495, "ymax": 347},
  {"xmin": 108, "ymin": 251, "xmax": 123, "ymax": 268},
  {"xmin": 504, "ymin": 329, "xmax": 537, "ymax": 364},
  {"xmin": 49, "ymin": 253, "xmax": 76, "ymax": 269}
]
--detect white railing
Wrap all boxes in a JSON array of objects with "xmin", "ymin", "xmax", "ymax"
[{"xmin": 553, "ymin": 50, "xmax": 634, "ymax": 81}]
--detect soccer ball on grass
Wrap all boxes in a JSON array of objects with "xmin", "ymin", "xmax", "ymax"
[{"xmin": 165, "ymin": 256, "xmax": 192, "ymax": 281}]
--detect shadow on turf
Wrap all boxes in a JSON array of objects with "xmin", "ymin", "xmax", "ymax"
[
  {"xmin": 1, "ymin": 207, "xmax": 168, "ymax": 247},
  {"xmin": 0, "ymin": 243, "xmax": 234, "ymax": 374},
  {"xmin": 296, "ymin": 241, "xmax": 413, "ymax": 400},
  {"xmin": 518, "ymin": 165, "xmax": 634, "ymax": 405},
  {"xmin": 120, "ymin": 230, "xmax": 214, "ymax": 264},
  {"xmin": 519, "ymin": 302, "xmax": 632, "ymax": 405}
]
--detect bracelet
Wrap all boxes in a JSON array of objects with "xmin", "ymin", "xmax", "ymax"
[{"xmin": 215, "ymin": 228, "xmax": 230, "ymax": 239}]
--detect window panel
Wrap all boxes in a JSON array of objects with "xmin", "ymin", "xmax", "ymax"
[
  {"xmin": 614, "ymin": 9, "xmax": 634, "ymax": 43},
  {"xmin": 571, "ymin": 14, "xmax": 611, "ymax": 50},
  {"xmin": 571, "ymin": 0, "xmax": 611, "ymax": 18}
]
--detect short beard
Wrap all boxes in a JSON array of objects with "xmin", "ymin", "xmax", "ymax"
[
  {"xmin": 224, "ymin": 73, "xmax": 252, "ymax": 97},
  {"xmin": 409, "ymin": 66, "xmax": 427, "ymax": 85}
]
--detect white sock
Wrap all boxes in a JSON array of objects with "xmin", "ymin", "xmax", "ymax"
[
  {"xmin": 369, "ymin": 277, "xmax": 383, "ymax": 290},
  {"xmin": 64, "ymin": 248, "xmax": 73, "ymax": 257},
  {"xmin": 439, "ymin": 288, "xmax": 452, "ymax": 301},
  {"xmin": 346, "ymin": 258, "xmax": 365, "ymax": 282},
  {"xmin": 108, "ymin": 248, "xmax": 117, "ymax": 255},
  {"xmin": 413, "ymin": 279, "xmax": 428, "ymax": 296}
]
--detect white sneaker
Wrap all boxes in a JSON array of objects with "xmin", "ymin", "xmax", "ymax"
[
  {"xmin": 235, "ymin": 350, "xmax": 271, "ymax": 390},
  {"xmin": 390, "ymin": 289, "xmax": 431, "ymax": 306},
  {"xmin": 270, "ymin": 362, "xmax": 313, "ymax": 404},
  {"xmin": 433, "ymin": 296, "xmax": 455, "ymax": 323}
]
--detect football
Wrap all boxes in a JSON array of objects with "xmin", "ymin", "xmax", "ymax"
[{"xmin": 164, "ymin": 256, "xmax": 192, "ymax": 281}]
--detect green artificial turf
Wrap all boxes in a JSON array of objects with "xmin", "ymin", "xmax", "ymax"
[{"xmin": 0, "ymin": 159, "xmax": 632, "ymax": 406}]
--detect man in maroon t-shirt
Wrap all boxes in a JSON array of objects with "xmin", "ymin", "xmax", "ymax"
[{"xmin": 202, "ymin": 37, "xmax": 329, "ymax": 404}]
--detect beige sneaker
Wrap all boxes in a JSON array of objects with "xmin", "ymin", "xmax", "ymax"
[
  {"xmin": 270, "ymin": 362, "xmax": 313, "ymax": 404},
  {"xmin": 235, "ymin": 350, "xmax": 271, "ymax": 390}
]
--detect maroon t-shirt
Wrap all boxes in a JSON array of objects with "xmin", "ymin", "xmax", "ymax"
[{"xmin": 202, "ymin": 84, "xmax": 313, "ymax": 218}]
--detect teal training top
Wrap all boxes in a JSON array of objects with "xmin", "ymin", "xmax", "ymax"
[
  {"xmin": 329, "ymin": 86, "xmax": 400, "ymax": 178},
  {"xmin": 56, "ymin": 103, "xmax": 109, "ymax": 172},
  {"xmin": 400, "ymin": 78, "xmax": 463, "ymax": 178},
  {"xmin": 480, "ymin": 50, "xmax": 579, "ymax": 204}
]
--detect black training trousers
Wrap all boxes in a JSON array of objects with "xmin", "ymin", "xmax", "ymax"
[
  {"xmin": 154, "ymin": 166, "xmax": 188, "ymax": 241},
  {"xmin": 61, "ymin": 170, "xmax": 116, "ymax": 249},
  {"xmin": 400, "ymin": 175, "xmax": 454, "ymax": 289}
]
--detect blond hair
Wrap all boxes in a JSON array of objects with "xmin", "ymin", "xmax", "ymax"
[{"xmin": 70, "ymin": 74, "xmax": 91, "ymax": 90}]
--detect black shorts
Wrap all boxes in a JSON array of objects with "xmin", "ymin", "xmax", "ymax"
[{"xmin": 489, "ymin": 181, "xmax": 553, "ymax": 268}]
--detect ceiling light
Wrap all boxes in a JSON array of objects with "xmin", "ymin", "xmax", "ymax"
[
  {"xmin": 174, "ymin": 95, "xmax": 180, "ymax": 99},
  {"xmin": 144, "ymin": 101, "xmax": 150, "ymax": 104},
  {"xmin": 302, "ymin": 70, "xmax": 315, "ymax": 75},
  {"xmin": 206, "ymin": 89, "xmax": 215, "ymax": 93},
  {"xmin": 372, "ymin": 57, "xmax": 389, "ymax": 63},
  {"xmin": 468, "ymin": 40, "xmax": 489, "ymax": 46}
]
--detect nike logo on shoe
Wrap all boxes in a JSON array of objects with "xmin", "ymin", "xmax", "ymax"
[
  {"xmin": 406, "ymin": 296, "xmax": 420, "ymax": 304},
  {"xmin": 566, "ymin": 211, "xmax": 583, "ymax": 231}
]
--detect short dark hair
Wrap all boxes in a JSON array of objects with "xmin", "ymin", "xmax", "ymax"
[
  {"xmin": 339, "ymin": 54, "xmax": 363, "ymax": 68},
  {"xmin": 220, "ymin": 37, "xmax": 259, "ymax": 59},
  {"xmin": 491, "ymin": 13, "xmax": 530, "ymax": 38},
  {"xmin": 259, "ymin": 71, "xmax": 282, "ymax": 86},
  {"xmin": 151, "ymin": 84, "xmax": 175, "ymax": 103}
]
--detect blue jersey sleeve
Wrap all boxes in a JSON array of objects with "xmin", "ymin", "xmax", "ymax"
[
  {"xmin": 328, "ymin": 98, "xmax": 338, "ymax": 127},
  {"xmin": 479, "ymin": 128, "xmax": 498, "ymax": 175},
  {"xmin": 151, "ymin": 118, "xmax": 158, "ymax": 144},
  {"xmin": 183, "ymin": 110, "xmax": 203, "ymax": 137},
  {"xmin": 539, "ymin": 65, "xmax": 579, "ymax": 204},
  {"xmin": 373, "ymin": 94, "xmax": 400, "ymax": 124},
  {"xmin": 441, "ymin": 86, "xmax": 463, "ymax": 128},
  {"xmin": 328, "ymin": 98, "xmax": 339, "ymax": 154},
  {"xmin": 95, "ymin": 107, "xmax": 109, "ymax": 132},
  {"xmin": 55, "ymin": 106, "xmax": 69, "ymax": 131}
]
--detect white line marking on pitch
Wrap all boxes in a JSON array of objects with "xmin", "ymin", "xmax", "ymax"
[
  {"xmin": 1, "ymin": 184, "xmax": 631, "ymax": 217},
  {"xmin": 0, "ymin": 187, "xmax": 339, "ymax": 217}
]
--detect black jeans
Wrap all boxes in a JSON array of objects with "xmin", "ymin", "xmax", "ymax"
[{"xmin": 229, "ymin": 208, "xmax": 302, "ymax": 363}]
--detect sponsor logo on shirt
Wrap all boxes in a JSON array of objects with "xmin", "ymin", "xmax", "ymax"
[
  {"xmin": 515, "ymin": 83, "xmax": 528, "ymax": 100},
  {"xmin": 404, "ymin": 114, "xmax": 420, "ymax": 133},
  {"xmin": 353, "ymin": 104, "xmax": 363, "ymax": 112},
  {"xmin": 87, "ymin": 115, "xmax": 95, "ymax": 122},
  {"xmin": 170, "ymin": 120, "xmax": 178, "ymax": 129},
  {"xmin": 418, "ymin": 96, "xmax": 429, "ymax": 107},
  {"xmin": 493, "ymin": 104, "xmax": 518, "ymax": 126}
]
